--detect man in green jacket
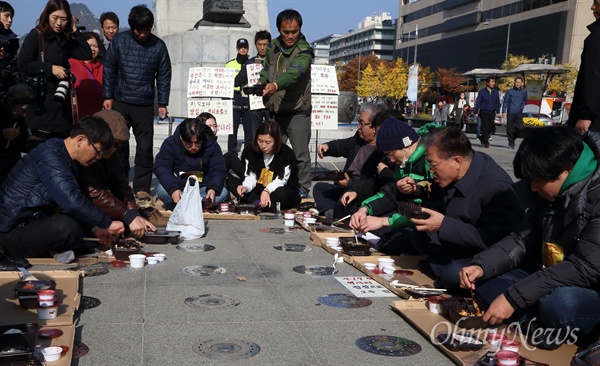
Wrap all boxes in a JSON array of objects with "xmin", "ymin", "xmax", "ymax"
[{"xmin": 259, "ymin": 9, "xmax": 314, "ymax": 197}]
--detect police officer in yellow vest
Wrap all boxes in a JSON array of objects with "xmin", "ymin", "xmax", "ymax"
[{"xmin": 226, "ymin": 38, "xmax": 250, "ymax": 153}]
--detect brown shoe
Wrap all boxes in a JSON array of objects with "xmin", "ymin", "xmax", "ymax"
[{"xmin": 147, "ymin": 208, "xmax": 169, "ymax": 227}]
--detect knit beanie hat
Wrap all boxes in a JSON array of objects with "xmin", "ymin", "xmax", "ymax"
[
  {"xmin": 376, "ymin": 117, "xmax": 420, "ymax": 151},
  {"xmin": 94, "ymin": 109, "xmax": 130, "ymax": 142}
]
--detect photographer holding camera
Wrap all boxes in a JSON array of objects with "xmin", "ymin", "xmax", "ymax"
[{"xmin": 17, "ymin": 0, "xmax": 92, "ymax": 142}]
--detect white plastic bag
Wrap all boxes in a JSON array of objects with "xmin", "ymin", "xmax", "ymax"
[{"xmin": 166, "ymin": 176, "xmax": 205, "ymax": 240}]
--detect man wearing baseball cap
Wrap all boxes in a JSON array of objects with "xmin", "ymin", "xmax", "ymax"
[
  {"xmin": 225, "ymin": 37, "xmax": 250, "ymax": 153},
  {"xmin": 77, "ymin": 109, "xmax": 158, "ymax": 237}
]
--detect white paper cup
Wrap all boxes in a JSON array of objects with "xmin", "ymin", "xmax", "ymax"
[
  {"xmin": 153, "ymin": 253, "xmax": 166, "ymax": 262},
  {"xmin": 284, "ymin": 213, "xmax": 295, "ymax": 220},
  {"xmin": 363, "ymin": 263, "xmax": 377, "ymax": 271},
  {"xmin": 303, "ymin": 217, "xmax": 317, "ymax": 225},
  {"xmin": 39, "ymin": 299, "xmax": 56, "ymax": 307},
  {"xmin": 284, "ymin": 219, "xmax": 295, "ymax": 227},
  {"xmin": 42, "ymin": 346, "xmax": 63, "ymax": 362},
  {"xmin": 382, "ymin": 266, "xmax": 396, "ymax": 274},
  {"xmin": 129, "ymin": 254, "xmax": 146, "ymax": 268},
  {"xmin": 378, "ymin": 258, "xmax": 395, "ymax": 269},
  {"xmin": 146, "ymin": 257, "xmax": 159, "ymax": 265},
  {"xmin": 37, "ymin": 302, "xmax": 59, "ymax": 320},
  {"xmin": 501, "ymin": 339, "xmax": 520, "ymax": 353}
]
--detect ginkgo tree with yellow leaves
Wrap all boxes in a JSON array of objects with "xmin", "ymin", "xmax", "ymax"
[{"xmin": 352, "ymin": 58, "xmax": 433, "ymax": 108}]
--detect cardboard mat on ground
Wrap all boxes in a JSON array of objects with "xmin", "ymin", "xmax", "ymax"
[
  {"xmin": 352, "ymin": 256, "xmax": 436, "ymax": 298},
  {"xmin": 390, "ymin": 300, "xmax": 578, "ymax": 366},
  {"xmin": 0, "ymin": 270, "xmax": 82, "ymax": 326},
  {"xmin": 36, "ymin": 324, "xmax": 76, "ymax": 366},
  {"xmin": 203, "ymin": 212, "xmax": 260, "ymax": 220}
]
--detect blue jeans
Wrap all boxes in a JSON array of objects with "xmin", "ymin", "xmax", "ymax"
[
  {"xmin": 156, "ymin": 184, "xmax": 228, "ymax": 211},
  {"xmin": 524, "ymin": 287, "xmax": 600, "ymax": 348}
]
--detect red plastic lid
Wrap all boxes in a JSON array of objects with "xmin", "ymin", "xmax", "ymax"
[
  {"xmin": 111, "ymin": 260, "xmax": 126, "ymax": 268},
  {"xmin": 59, "ymin": 345, "xmax": 69, "ymax": 354},
  {"xmin": 496, "ymin": 350, "xmax": 520, "ymax": 360},
  {"xmin": 502, "ymin": 339, "xmax": 521, "ymax": 347},
  {"xmin": 38, "ymin": 328, "xmax": 63, "ymax": 339},
  {"xmin": 38, "ymin": 290, "xmax": 56, "ymax": 296},
  {"xmin": 487, "ymin": 333, "xmax": 506, "ymax": 340},
  {"xmin": 394, "ymin": 269, "xmax": 414, "ymax": 276}
]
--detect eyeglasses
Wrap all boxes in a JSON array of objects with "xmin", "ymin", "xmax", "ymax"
[
  {"xmin": 384, "ymin": 150, "xmax": 397, "ymax": 158},
  {"xmin": 87, "ymin": 137, "xmax": 103, "ymax": 158},
  {"xmin": 182, "ymin": 140, "xmax": 201, "ymax": 148},
  {"xmin": 357, "ymin": 119, "xmax": 372, "ymax": 129},
  {"xmin": 427, "ymin": 156, "xmax": 456, "ymax": 171}
]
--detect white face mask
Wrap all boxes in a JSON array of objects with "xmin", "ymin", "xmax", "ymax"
[{"xmin": 399, "ymin": 148, "xmax": 408, "ymax": 168}]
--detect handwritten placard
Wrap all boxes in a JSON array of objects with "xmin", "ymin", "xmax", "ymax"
[
  {"xmin": 311, "ymin": 65, "xmax": 339, "ymax": 95},
  {"xmin": 246, "ymin": 63, "xmax": 266, "ymax": 110},
  {"xmin": 311, "ymin": 95, "xmax": 338, "ymax": 130},
  {"xmin": 187, "ymin": 99, "xmax": 233, "ymax": 136},
  {"xmin": 187, "ymin": 67, "xmax": 236, "ymax": 98},
  {"xmin": 335, "ymin": 276, "xmax": 397, "ymax": 297}
]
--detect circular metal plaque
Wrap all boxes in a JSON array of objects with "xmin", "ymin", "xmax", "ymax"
[
  {"xmin": 274, "ymin": 244, "xmax": 311, "ymax": 252},
  {"xmin": 80, "ymin": 296, "xmax": 101, "ymax": 310},
  {"xmin": 292, "ymin": 265, "xmax": 338, "ymax": 276},
  {"xmin": 176, "ymin": 244, "xmax": 216, "ymax": 252},
  {"xmin": 182, "ymin": 265, "xmax": 226, "ymax": 276},
  {"xmin": 355, "ymin": 335, "xmax": 422, "ymax": 357},
  {"xmin": 193, "ymin": 339, "xmax": 260, "ymax": 359},
  {"xmin": 184, "ymin": 294, "xmax": 240, "ymax": 309},
  {"xmin": 71, "ymin": 341, "xmax": 90, "ymax": 359},
  {"xmin": 65, "ymin": 265, "xmax": 109, "ymax": 277},
  {"xmin": 318, "ymin": 293, "xmax": 372, "ymax": 308}
]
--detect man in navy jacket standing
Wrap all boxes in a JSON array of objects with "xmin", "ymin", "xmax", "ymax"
[
  {"xmin": 103, "ymin": 4, "xmax": 172, "ymax": 198},
  {"xmin": 475, "ymin": 77, "xmax": 501, "ymax": 148},
  {"xmin": 502, "ymin": 77, "xmax": 527, "ymax": 149}
]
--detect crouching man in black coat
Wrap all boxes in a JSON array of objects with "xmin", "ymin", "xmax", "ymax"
[
  {"xmin": 0, "ymin": 116, "xmax": 124, "ymax": 267},
  {"xmin": 461, "ymin": 126, "xmax": 600, "ymax": 350}
]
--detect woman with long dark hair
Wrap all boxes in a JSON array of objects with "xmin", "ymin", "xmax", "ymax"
[
  {"xmin": 18, "ymin": 0, "xmax": 91, "ymax": 142},
  {"xmin": 226, "ymin": 120, "xmax": 301, "ymax": 211}
]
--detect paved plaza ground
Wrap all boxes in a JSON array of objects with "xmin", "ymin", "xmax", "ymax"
[{"xmin": 36, "ymin": 122, "xmax": 521, "ymax": 366}]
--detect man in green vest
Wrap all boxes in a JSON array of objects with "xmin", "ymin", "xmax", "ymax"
[
  {"xmin": 259, "ymin": 9, "xmax": 314, "ymax": 197},
  {"xmin": 226, "ymin": 38, "xmax": 249, "ymax": 153}
]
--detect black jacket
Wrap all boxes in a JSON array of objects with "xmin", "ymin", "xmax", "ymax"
[
  {"xmin": 421, "ymin": 151, "xmax": 524, "ymax": 260},
  {"xmin": 103, "ymin": 31, "xmax": 171, "ymax": 107},
  {"xmin": 504, "ymin": 132, "xmax": 600, "ymax": 310},
  {"xmin": 568, "ymin": 19, "xmax": 600, "ymax": 130},
  {"xmin": 0, "ymin": 138, "xmax": 112, "ymax": 232},
  {"xmin": 323, "ymin": 133, "xmax": 386, "ymax": 199},
  {"xmin": 0, "ymin": 108, "xmax": 28, "ymax": 182},
  {"xmin": 153, "ymin": 125, "xmax": 226, "ymax": 196},
  {"xmin": 18, "ymin": 29, "xmax": 92, "ymax": 133}
]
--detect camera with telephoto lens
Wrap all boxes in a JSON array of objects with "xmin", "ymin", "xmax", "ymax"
[{"xmin": 53, "ymin": 73, "xmax": 73, "ymax": 103}]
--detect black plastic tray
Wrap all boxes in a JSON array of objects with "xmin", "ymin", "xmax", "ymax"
[
  {"xmin": 397, "ymin": 201, "xmax": 430, "ymax": 219},
  {"xmin": 142, "ymin": 230, "xmax": 181, "ymax": 244},
  {"xmin": 13, "ymin": 280, "xmax": 56, "ymax": 297},
  {"xmin": 437, "ymin": 332, "xmax": 484, "ymax": 352},
  {"xmin": 0, "ymin": 323, "xmax": 39, "ymax": 363}
]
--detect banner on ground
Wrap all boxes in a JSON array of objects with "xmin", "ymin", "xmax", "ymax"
[
  {"xmin": 187, "ymin": 67, "xmax": 236, "ymax": 98},
  {"xmin": 245, "ymin": 63, "xmax": 266, "ymax": 110},
  {"xmin": 187, "ymin": 99, "xmax": 233, "ymax": 136},
  {"xmin": 311, "ymin": 65, "xmax": 339, "ymax": 95},
  {"xmin": 311, "ymin": 95, "xmax": 338, "ymax": 130}
]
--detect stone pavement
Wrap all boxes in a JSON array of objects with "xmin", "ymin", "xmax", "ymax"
[{"xmin": 40, "ymin": 122, "xmax": 520, "ymax": 366}]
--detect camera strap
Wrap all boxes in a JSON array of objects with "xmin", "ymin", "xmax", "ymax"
[{"xmin": 33, "ymin": 28, "xmax": 45, "ymax": 62}]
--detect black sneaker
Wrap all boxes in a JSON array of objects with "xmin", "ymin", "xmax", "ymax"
[{"xmin": 299, "ymin": 186, "xmax": 310, "ymax": 199}]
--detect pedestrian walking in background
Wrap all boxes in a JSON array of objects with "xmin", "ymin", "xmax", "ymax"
[
  {"xmin": 502, "ymin": 76, "xmax": 527, "ymax": 149},
  {"xmin": 475, "ymin": 77, "xmax": 500, "ymax": 148}
]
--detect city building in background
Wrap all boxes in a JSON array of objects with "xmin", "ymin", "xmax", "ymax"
[
  {"xmin": 394, "ymin": 0, "xmax": 593, "ymax": 71},
  {"xmin": 329, "ymin": 12, "xmax": 397, "ymax": 65},
  {"xmin": 311, "ymin": 34, "xmax": 342, "ymax": 65}
]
